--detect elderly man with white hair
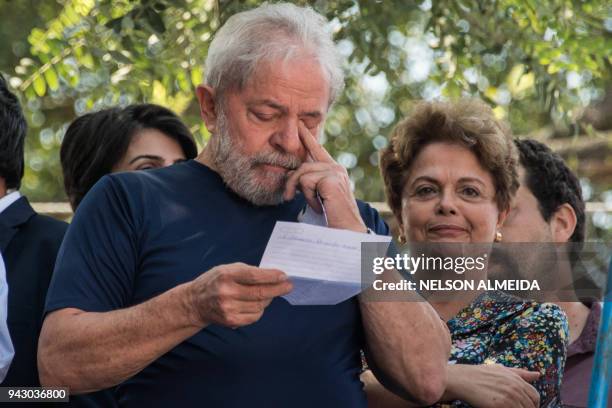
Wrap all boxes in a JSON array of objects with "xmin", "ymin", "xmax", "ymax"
[{"xmin": 39, "ymin": 3, "xmax": 450, "ymax": 407}]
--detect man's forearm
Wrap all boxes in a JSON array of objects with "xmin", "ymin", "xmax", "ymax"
[
  {"xmin": 359, "ymin": 291, "xmax": 450, "ymax": 406},
  {"xmin": 38, "ymin": 282, "xmax": 201, "ymax": 393}
]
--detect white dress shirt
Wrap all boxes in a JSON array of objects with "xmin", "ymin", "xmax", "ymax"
[
  {"xmin": 0, "ymin": 252, "xmax": 14, "ymax": 382},
  {"xmin": 0, "ymin": 191, "xmax": 19, "ymax": 382},
  {"xmin": 0, "ymin": 191, "xmax": 21, "ymax": 214}
]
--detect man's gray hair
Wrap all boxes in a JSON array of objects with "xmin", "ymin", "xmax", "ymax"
[{"xmin": 204, "ymin": 2, "xmax": 345, "ymax": 106}]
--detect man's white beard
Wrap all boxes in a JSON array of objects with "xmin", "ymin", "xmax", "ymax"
[{"xmin": 211, "ymin": 109, "xmax": 303, "ymax": 206}]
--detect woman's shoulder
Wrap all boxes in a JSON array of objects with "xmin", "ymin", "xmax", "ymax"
[
  {"xmin": 448, "ymin": 292, "xmax": 568, "ymax": 341},
  {"xmin": 482, "ymin": 292, "xmax": 567, "ymax": 325},
  {"xmin": 494, "ymin": 299, "xmax": 569, "ymax": 345},
  {"xmin": 511, "ymin": 301, "xmax": 567, "ymax": 328}
]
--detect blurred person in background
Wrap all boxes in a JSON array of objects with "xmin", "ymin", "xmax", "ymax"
[
  {"xmin": 365, "ymin": 99, "xmax": 568, "ymax": 407},
  {"xmin": 0, "ymin": 73, "xmax": 68, "ymax": 393},
  {"xmin": 503, "ymin": 138, "xmax": 609, "ymax": 408},
  {"xmin": 61, "ymin": 103, "xmax": 198, "ymax": 211}
]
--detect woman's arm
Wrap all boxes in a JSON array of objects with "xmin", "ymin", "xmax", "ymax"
[
  {"xmin": 443, "ymin": 364, "xmax": 540, "ymax": 408},
  {"xmin": 363, "ymin": 364, "xmax": 540, "ymax": 408}
]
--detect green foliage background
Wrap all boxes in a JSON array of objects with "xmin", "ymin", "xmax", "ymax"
[{"xmin": 0, "ymin": 0, "xmax": 611, "ymax": 236}]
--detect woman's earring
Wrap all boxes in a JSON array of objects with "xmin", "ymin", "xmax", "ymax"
[
  {"xmin": 397, "ymin": 234, "xmax": 406, "ymax": 244},
  {"xmin": 495, "ymin": 231, "xmax": 503, "ymax": 242}
]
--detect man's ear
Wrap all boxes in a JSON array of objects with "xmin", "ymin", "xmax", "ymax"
[
  {"xmin": 196, "ymin": 85, "xmax": 218, "ymax": 133},
  {"xmin": 550, "ymin": 203, "xmax": 577, "ymax": 243}
]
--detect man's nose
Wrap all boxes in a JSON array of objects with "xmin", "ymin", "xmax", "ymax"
[{"xmin": 269, "ymin": 117, "xmax": 303, "ymax": 156}]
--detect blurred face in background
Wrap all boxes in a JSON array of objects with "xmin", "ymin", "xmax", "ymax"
[
  {"xmin": 112, "ymin": 128, "xmax": 187, "ymax": 172},
  {"xmin": 502, "ymin": 166, "xmax": 553, "ymax": 242},
  {"xmin": 400, "ymin": 142, "xmax": 506, "ymax": 244}
]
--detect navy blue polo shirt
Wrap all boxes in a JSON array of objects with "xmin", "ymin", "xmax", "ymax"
[{"xmin": 45, "ymin": 160, "xmax": 388, "ymax": 407}]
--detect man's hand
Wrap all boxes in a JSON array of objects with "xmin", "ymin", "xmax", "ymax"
[
  {"xmin": 187, "ymin": 263, "xmax": 293, "ymax": 328},
  {"xmin": 445, "ymin": 364, "xmax": 540, "ymax": 408},
  {"xmin": 283, "ymin": 121, "xmax": 367, "ymax": 233}
]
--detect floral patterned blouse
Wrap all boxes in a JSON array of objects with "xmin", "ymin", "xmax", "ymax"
[{"xmin": 436, "ymin": 291, "xmax": 569, "ymax": 408}]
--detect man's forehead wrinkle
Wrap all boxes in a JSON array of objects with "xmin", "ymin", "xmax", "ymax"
[{"xmin": 250, "ymin": 75, "xmax": 324, "ymax": 97}]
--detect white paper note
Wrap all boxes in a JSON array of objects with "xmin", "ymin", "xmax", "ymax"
[
  {"xmin": 297, "ymin": 205, "xmax": 327, "ymax": 226},
  {"xmin": 296, "ymin": 195, "xmax": 328, "ymax": 227},
  {"xmin": 259, "ymin": 222, "xmax": 391, "ymax": 305}
]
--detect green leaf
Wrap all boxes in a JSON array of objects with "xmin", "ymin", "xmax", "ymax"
[
  {"xmin": 105, "ymin": 17, "xmax": 123, "ymax": 33},
  {"xmin": 44, "ymin": 67, "xmax": 60, "ymax": 91},
  {"xmin": 153, "ymin": 2, "xmax": 168, "ymax": 12},
  {"xmin": 33, "ymin": 75, "xmax": 47, "ymax": 96},
  {"xmin": 79, "ymin": 53, "xmax": 95, "ymax": 70},
  {"xmin": 110, "ymin": 51, "xmax": 132, "ymax": 64},
  {"xmin": 74, "ymin": 0, "xmax": 95, "ymax": 15},
  {"xmin": 191, "ymin": 66, "xmax": 202, "ymax": 86},
  {"xmin": 24, "ymin": 86, "xmax": 36, "ymax": 101},
  {"xmin": 68, "ymin": 74, "xmax": 79, "ymax": 87},
  {"xmin": 122, "ymin": 16, "xmax": 135, "ymax": 31},
  {"xmin": 145, "ymin": 7, "xmax": 166, "ymax": 33},
  {"xmin": 176, "ymin": 70, "xmax": 190, "ymax": 92}
]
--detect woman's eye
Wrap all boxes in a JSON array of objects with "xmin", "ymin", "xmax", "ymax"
[
  {"xmin": 415, "ymin": 186, "xmax": 436, "ymax": 197},
  {"xmin": 461, "ymin": 187, "xmax": 480, "ymax": 197}
]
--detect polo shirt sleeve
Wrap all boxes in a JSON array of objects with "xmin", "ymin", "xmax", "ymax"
[
  {"xmin": 357, "ymin": 202, "xmax": 389, "ymax": 236},
  {"xmin": 45, "ymin": 175, "xmax": 141, "ymax": 314}
]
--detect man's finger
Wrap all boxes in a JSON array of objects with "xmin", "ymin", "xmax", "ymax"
[
  {"xmin": 298, "ymin": 120, "xmax": 334, "ymax": 163},
  {"xmin": 302, "ymin": 186, "xmax": 323, "ymax": 214},
  {"xmin": 237, "ymin": 281, "xmax": 294, "ymax": 301},
  {"xmin": 283, "ymin": 162, "xmax": 330, "ymax": 201},
  {"xmin": 230, "ymin": 266, "xmax": 288, "ymax": 285},
  {"xmin": 233, "ymin": 299, "xmax": 268, "ymax": 313},
  {"xmin": 297, "ymin": 171, "xmax": 331, "ymax": 213}
]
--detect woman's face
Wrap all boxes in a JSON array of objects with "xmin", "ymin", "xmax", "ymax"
[
  {"xmin": 400, "ymin": 142, "xmax": 507, "ymax": 243},
  {"xmin": 112, "ymin": 128, "xmax": 188, "ymax": 172}
]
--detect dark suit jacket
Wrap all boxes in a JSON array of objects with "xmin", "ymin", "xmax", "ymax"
[{"xmin": 0, "ymin": 196, "xmax": 67, "ymax": 387}]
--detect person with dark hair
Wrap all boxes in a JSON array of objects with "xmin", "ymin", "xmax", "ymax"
[
  {"xmin": 503, "ymin": 138, "xmax": 609, "ymax": 407},
  {"xmin": 0, "ymin": 74, "xmax": 68, "ymax": 390},
  {"xmin": 506, "ymin": 139, "xmax": 585, "ymax": 244},
  {"xmin": 61, "ymin": 103, "xmax": 198, "ymax": 210}
]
